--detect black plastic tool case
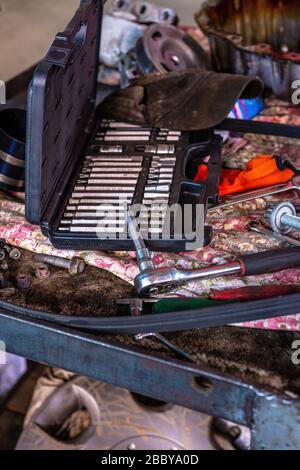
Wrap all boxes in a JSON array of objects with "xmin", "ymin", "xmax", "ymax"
[{"xmin": 25, "ymin": 0, "xmax": 222, "ymax": 252}]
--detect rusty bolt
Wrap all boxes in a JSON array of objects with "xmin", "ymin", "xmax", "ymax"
[
  {"xmin": 16, "ymin": 272, "xmax": 31, "ymax": 290},
  {"xmin": 34, "ymin": 263, "xmax": 50, "ymax": 280},
  {"xmin": 69, "ymin": 257, "xmax": 86, "ymax": 275},
  {"xmin": 0, "ymin": 260, "xmax": 8, "ymax": 272},
  {"xmin": 34, "ymin": 254, "xmax": 85, "ymax": 275},
  {"xmin": 8, "ymin": 247, "xmax": 21, "ymax": 260},
  {"xmin": 0, "ymin": 240, "xmax": 21, "ymax": 260}
]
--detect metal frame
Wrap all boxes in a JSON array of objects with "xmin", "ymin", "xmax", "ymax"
[{"xmin": 0, "ymin": 309, "xmax": 299, "ymax": 450}]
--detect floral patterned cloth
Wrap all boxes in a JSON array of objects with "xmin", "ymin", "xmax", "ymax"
[{"xmin": 1, "ymin": 99, "xmax": 300, "ymax": 331}]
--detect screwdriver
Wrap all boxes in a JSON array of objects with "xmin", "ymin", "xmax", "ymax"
[
  {"xmin": 210, "ymin": 285, "xmax": 300, "ymax": 302},
  {"xmin": 120, "ymin": 286, "xmax": 300, "ymax": 316},
  {"xmin": 152, "ymin": 297, "xmax": 231, "ymax": 314}
]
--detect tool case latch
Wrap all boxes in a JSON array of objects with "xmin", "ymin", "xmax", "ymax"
[{"xmin": 43, "ymin": 33, "xmax": 75, "ymax": 68}]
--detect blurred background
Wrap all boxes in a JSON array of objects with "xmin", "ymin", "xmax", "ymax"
[{"xmin": 0, "ymin": 0, "xmax": 203, "ymax": 81}]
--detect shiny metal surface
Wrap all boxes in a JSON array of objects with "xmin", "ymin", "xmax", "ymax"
[
  {"xmin": 127, "ymin": 211, "xmax": 155, "ymax": 272},
  {"xmin": 135, "ymin": 264, "xmax": 241, "ymax": 296},
  {"xmin": 249, "ymin": 220, "xmax": 300, "ymax": 247},
  {"xmin": 97, "ymin": 136, "xmax": 150, "ymax": 142},
  {"xmin": 85, "ymin": 156, "xmax": 143, "ymax": 162},
  {"xmin": 212, "ymin": 177, "xmax": 300, "ymax": 211}
]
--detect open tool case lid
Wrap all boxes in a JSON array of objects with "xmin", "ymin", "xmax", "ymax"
[
  {"xmin": 25, "ymin": 0, "xmax": 221, "ymax": 252},
  {"xmin": 26, "ymin": 0, "xmax": 103, "ymax": 226}
]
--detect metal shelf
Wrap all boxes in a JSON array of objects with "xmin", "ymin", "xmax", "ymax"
[{"xmin": 0, "ymin": 309, "xmax": 299, "ymax": 450}]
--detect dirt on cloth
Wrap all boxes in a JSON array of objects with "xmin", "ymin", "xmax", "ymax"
[{"xmin": 1, "ymin": 248, "xmax": 300, "ymax": 395}]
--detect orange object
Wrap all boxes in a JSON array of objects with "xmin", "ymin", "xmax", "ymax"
[
  {"xmin": 217, "ymin": 155, "xmax": 295, "ymax": 197},
  {"xmin": 194, "ymin": 164, "xmax": 209, "ymax": 182}
]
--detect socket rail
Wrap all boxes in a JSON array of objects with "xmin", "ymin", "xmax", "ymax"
[{"xmin": 58, "ymin": 120, "xmax": 178, "ymax": 239}]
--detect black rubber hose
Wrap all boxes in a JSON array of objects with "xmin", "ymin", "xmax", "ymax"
[
  {"xmin": 218, "ymin": 118, "xmax": 300, "ymax": 140},
  {"xmin": 0, "ymin": 293, "xmax": 300, "ymax": 334}
]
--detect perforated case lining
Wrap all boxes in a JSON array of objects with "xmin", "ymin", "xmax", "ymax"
[{"xmin": 25, "ymin": 0, "xmax": 103, "ymax": 225}]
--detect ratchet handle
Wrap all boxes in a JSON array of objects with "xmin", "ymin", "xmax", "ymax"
[{"xmin": 238, "ymin": 248, "xmax": 300, "ymax": 277}]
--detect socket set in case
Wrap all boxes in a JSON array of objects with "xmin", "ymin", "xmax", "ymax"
[{"xmin": 25, "ymin": 0, "xmax": 222, "ymax": 252}]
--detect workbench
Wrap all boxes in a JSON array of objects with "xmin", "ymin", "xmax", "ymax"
[{"xmin": 0, "ymin": 68, "xmax": 300, "ymax": 451}]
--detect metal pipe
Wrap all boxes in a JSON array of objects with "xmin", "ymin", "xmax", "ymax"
[
  {"xmin": 268, "ymin": 201, "xmax": 300, "ymax": 234},
  {"xmin": 281, "ymin": 214, "xmax": 300, "ymax": 231}
]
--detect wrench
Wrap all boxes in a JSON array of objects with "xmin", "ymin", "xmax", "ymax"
[
  {"xmin": 249, "ymin": 220, "xmax": 300, "ymax": 247},
  {"xmin": 127, "ymin": 212, "xmax": 300, "ymax": 296},
  {"xmin": 211, "ymin": 176, "xmax": 300, "ymax": 211},
  {"xmin": 117, "ymin": 297, "xmax": 194, "ymax": 363}
]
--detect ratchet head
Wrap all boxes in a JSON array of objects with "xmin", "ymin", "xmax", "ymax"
[{"xmin": 135, "ymin": 267, "xmax": 183, "ymax": 297}]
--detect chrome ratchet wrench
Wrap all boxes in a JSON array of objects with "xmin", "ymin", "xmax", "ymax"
[{"xmin": 127, "ymin": 212, "xmax": 300, "ymax": 296}]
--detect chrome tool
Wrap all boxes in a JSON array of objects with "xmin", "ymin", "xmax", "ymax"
[
  {"xmin": 211, "ymin": 176, "xmax": 300, "ymax": 211},
  {"xmin": 128, "ymin": 212, "xmax": 300, "ymax": 296},
  {"xmin": 249, "ymin": 220, "xmax": 300, "ymax": 247},
  {"xmin": 267, "ymin": 201, "xmax": 300, "ymax": 234}
]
